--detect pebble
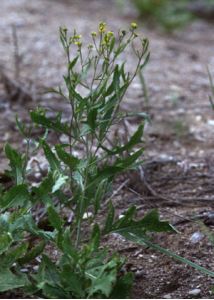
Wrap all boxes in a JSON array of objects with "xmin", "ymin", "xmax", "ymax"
[
  {"xmin": 163, "ymin": 294, "xmax": 172, "ymax": 299},
  {"xmin": 188, "ymin": 288, "xmax": 201, "ymax": 296},
  {"xmin": 189, "ymin": 231, "xmax": 204, "ymax": 244},
  {"xmin": 135, "ymin": 269, "xmax": 145, "ymax": 278}
]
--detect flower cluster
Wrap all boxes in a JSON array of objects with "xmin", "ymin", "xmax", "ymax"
[{"xmin": 99, "ymin": 22, "xmax": 106, "ymax": 33}]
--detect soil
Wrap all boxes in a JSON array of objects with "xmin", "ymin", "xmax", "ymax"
[{"xmin": 0, "ymin": 0, "xmax": 214, "ymax": 298}]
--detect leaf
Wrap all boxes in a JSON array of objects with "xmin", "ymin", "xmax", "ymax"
[
  {"xmin": 0, "ymin": 243, "xmax": 28, "ymax": 268},
  {"xmin": 0, "ymin": 233, "xmax": 12, "ymax": 255},
  {"xmin": 5, "ymin": 143, "xmax": 24, "ymax": 185},
  {"xmin": 55, "ymin": 145, "xmax": 79, "ymax": 170},
  {"xmin": 91, "ymin": 224, "xmax": 101, "ymax": 251},
  {"xmin": 110, "ymin": 272, "xmax": 133, "ymax": 299},
  {"xmin": 121, "ymin": 232, "xmax": 214, "ymax": 278},
  {"xmin": 18, "ymin": 241, "xmax": 46, "ymax": 265},
  {"xmin": 86, "ymin": 258, "xmax": 118, "ymax": 298},
  {"xmin": 1, "ymin": 184, "xmax": 30, "ymax": 210},
  {"xmin": 42, "ymin": 141, "xmax": 61, "ymax": 172},
  {"xmin": 61, "ymin": 265, "xmax": 84, "ymax": 298},
  {"xmin": 0, "ymin": 269, "xmax": 29, "ymax": 292},
  {"xmin": 140, "ymin": 51, "xmax": 150, "ymax": 70},
  {"xmin": 58, "ymin": 228, "xmax": 78, "ymax": 261},
  {"xmin": 139, "ymin": 209, "xmax": 177, "ymax": 233},
  {"xmin": 103, "ymin": 202, "xmax": 115, "ymax": 234},
  {"xmin": 115, "ymin": 148, "xmax": 144, "ymax": 170},
  {"xmin": 101, "ymin": 123, "xmax": 144, "ymax": 155},
  {"xmin": 32, "ymin": 173, "xmax": 53, "ymax": 203},
  {"xmin": 36, "ymin": 255, "xmax": 61, "ymax": 286},
  {"xmin": 47, "ymin": 206, "xmax": 64, "ymax": 231},
  {"xmin": 31, "ymin": 111, "xmax": 69, "ymax": 135},
  {"xmin": 94, "ymin": 180, "xmax": 108, "ymax": 214},
  {"xmin": 52, "ymin": 171, "xmax": 68, "ymax": 193},
  {"xmin": 106, "ymin": 208, "xmax": 175, "ymax": 236},
  {"xmin": 37, "ymin": 282, "xmax": 68, "ymax": 299},
  {"xmin": 68, "ymin": 56, "xmax": 79, "ymax": 72},
  {"xmin": 87, "ymin": 108, "xmax": 97, "ymax": 131}
]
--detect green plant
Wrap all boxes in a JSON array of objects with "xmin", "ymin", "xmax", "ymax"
[
  {"xmin": 132, "ymin": 0, "xmax": 193, "ymax": 31},
  {"xmin": 1, "ymin": 22, "xmax": 214, "ymax": 299},
  {"xmin": 0, "ymin": 22, "xmax": 175, "ymax": 298}
]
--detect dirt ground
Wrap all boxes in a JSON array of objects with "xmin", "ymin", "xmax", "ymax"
[{"xmin": 1, "ymin": 0, "xmax": 214, "ymax": 298}]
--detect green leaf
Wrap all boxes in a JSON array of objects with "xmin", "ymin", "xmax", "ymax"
[
  {"xmin": 52, "ymin": 171, "xmax": 68, "ymax": 193},
  {"xmin": 31, "ymin": 110, "xmax": 69, "ymax": 135},
  {"xmin": 140, "ymin": 51, "xmax": 150, "ymax": 70},
  {"xmin": 61, "ymin": 265, "xmax": 84, "ymax": 298},
  {"xmin": 32, "ymin": 173, "xmax": 53, "ymax": 203},
  {"xmin": 91, "ymin": 224, "xmax": 101, "ymax": 251},
  {"xmin": 58, "ymin": 228, "xmax": 78, "ymax": 261},
  {"xmin": 55, "ymin": 145, "xmax": 80, "ymax": 170},
  {"xmin": 94, "ymin": 180, "xmax": 108, "ymax": 214},
  {"xmin": 101, "ymin": 123, "xmax": 144, "ymax": 155},
  {"xmin": 110, "ymin": 272, "xmax": 133, "ymax": 299},
  {"xmin": 18, "ymin": 241, "xmax": 46, "ymax": 265},
  {"xmin": 121, "ymin": 232, "xmax": 214, "ymax": 278},
  {"xmin": 115, "ymin": 148, "xmax": 144, "ymax": 170},
  {"xmin": 1, "ymin": 184, "xmax": 30, "ymax": 209},
  {"xmin": 107, "ymin": 208, "xmax": 175, "ymax": 236},
  {"xmin": 37, "ymin": 282, "xmax": 68, "ymax": 298},
  {"xmin": 87, "ymin": 108, "xmax": 97, "ymax": 131},
  {"xmin": 86, "ymin": 258, "xmax": 118, "ymax": 298},
  {"xmin": 0, "ymin": 233, "xmax": 13, "ymax": 255},
  {"xmin": 36, "ymin": 255, "xmax": 61, "ymax": 286},
  {"xmin": 47, "ymin": 206, "xmax": 64, "ymax": 231},
  {"xmin": 0, "ymin": 243, "xmax": 28, "ymax": 268},
  {"xmin": 139, "ymin": 209, "xmax": 177, "ymax": 233},
  {"xmin": 103, "ymin": 202, "xmax": 115, "ymax": 234},
  {"xmin": 42, "ymin": 141, "xmax": 61, "ymax": 172},
  {"xmin": 68, "ymin": 55, "xmax": 79, "ymax": 72},
  {"xmin": 5, "ymin": 143, "xmax": 24, "ymax": 185},
  {"xmin": 0, "ymin": 269, "xmax": 29, "ymax": 292}
]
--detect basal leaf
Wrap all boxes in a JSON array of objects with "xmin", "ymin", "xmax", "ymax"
[
  {"xmin": 18, "ymin": 241, "xmax": 46, "ymax": 265},
  {"xmin": 0, "ymin": 243, "xmax": 28, "ymax": 268},
  {"xmin": 1, "ymin": 184, "xmax": 30, "ymax": 210},
  {"xmin": 0, "ymin": 269, "xmax": 29, "ymax": 292},
  {"xmin": 110, "ymin": 272, "xmax": 133, "ymax": 299},
  {"xmin": 0, "ymin": 233, "xmax": 13, "ymax": 255},
  {"xmin": 86, "ymin": 258, "xmax": 118, "ymax": 298}
]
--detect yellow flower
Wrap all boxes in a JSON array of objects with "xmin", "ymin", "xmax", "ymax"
[
  {"xmin": 75, "ymin": 41, "xmax": 82, "ymax": 47},
  {"xmin": 74, "ymin": 34, "xmax": 82, "ymax": 40},
  {"xmin": 107, "ymin": 31, "xmax": 114, "ymax": 37},
  {"xmin": 91, "ymin": 31, "xmax": 97, "ymax": 37},
  {"xmin": 99, "ymin": 22, "xmax": 106, "ymax": 33},
  {"xmin": 131, "ymin": 22, "xmax": 138, "ymax": 29}
]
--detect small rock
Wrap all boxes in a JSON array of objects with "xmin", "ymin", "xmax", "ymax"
[
  {"xmin": 188, "ymin": 288, "xmax": 201, "ymax": 296},
  {"xmin": 190, "ymin": 231, "xmax": 204, "ymax": 244},
  {"xmin": 135, "ymin": 269, "xmax": 145, "ymax": 278},
  {"xmin": 163, "ymin": 294, "xmax": 172, "ymax": 299}
]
